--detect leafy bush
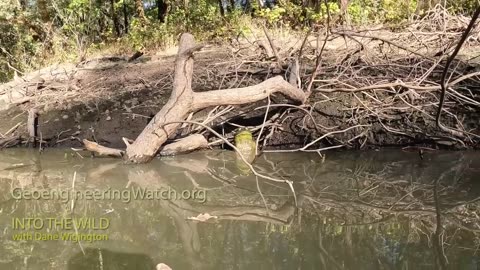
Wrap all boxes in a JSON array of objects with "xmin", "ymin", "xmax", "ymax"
[
  {"xmin": 348, "ymin": 0, "xmax": 417, "ymax": 24},
  {"xmin": 0, "ymin": 2, "xmax": 42, "ymax": 81},
  {"xmin": 446, "ymin": 0, "xmax": 478, "ymax": 14},
  {"xmin": 256, "ymin": 6, "xmax": 287, "ymax": 24}
]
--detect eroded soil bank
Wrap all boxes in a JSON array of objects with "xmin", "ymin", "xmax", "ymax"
[{"xmin": 1, "ymin": 21, "xmax": 480, "ymax": 152}]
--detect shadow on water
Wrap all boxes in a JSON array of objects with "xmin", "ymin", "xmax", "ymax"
[
  {"xmin": 68, "ymin": 248, "xmax": 154, "ymax": 270},
  {"xmin": 0, "ymin": 149, "xmax": 479, "ymax": 269}
]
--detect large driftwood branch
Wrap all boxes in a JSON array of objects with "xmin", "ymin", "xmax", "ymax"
[
  {"xmin": 118, "ymin": 33, "xmax": 306, "ymax": 163},
  {"xmin": 192, "ymin": 76, "xmax": 305, "ymax": 110},
  {"xmin": 159, "ymin": 134, "xmax": 208, "ymax": 156},
  {"xmin": 83, "ymin": 139, "xmax": 124, "ymax": 157}
]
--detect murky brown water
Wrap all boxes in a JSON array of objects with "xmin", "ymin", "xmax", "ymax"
[{"xmin": 0, "ymin": 149, "xmax": 479, "ymax": 270}]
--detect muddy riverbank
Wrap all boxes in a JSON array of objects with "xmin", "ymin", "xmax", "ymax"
[{"xmin": 1, "ymin": 22, "xmax": 480, "ymax": 152}]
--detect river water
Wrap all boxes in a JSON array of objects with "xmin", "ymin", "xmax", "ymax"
[{"xmin": 0, "ymin": 149, "xmax": 479, "ymax": 270}]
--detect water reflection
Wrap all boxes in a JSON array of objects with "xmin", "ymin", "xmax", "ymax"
[
  {"xmin": 68, "ymin": 248, "xmax": 155, "ymax": 270},
  {"xmin": 0, "ymin": 149, "xmax": 479, "ymax": 269}
]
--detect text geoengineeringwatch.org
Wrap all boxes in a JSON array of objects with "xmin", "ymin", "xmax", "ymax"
[{"xmin": 11, "ymin": 187, "xmax": 207, "ymax": 203}]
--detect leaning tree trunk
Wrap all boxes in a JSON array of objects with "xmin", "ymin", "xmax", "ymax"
[
  {"xmin": 156, "ymin": 0, "xmax": 168, "ymax": 22},
  {"xmin": 124, "ymin": 35, "xmax": 197, "ymax": 163},
  {"xmin": 218, "ymin": 0, "xmax": 225, "ymax": 16},
  {"xmin": 123, "ymin": 0, "xmax": 129, "ymax": 33},
  {"xmin": 85, "ymin": 33, "xmax": 306, "ymax": 163}
]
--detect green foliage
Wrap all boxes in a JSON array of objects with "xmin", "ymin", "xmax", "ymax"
[
  {"xmin": 348, "ymin": 0, "xmax": 378, "ymax": 24},
  {"xmin": 447, "ymin": 0, "xmax": 478, "ymax": 14},
  {"xmin": 1, "ymin": 0, "xmax": 479, "ymax": 83},
  {"xmin": 255, "ymin": 1, "xmax": 341, "ymax": 26},
  {"xmin": 169, "ymin": 0, "xmax": 228, "ymax": 39},
  {"xmin": 225, "ymin": 10, "xmax": 254, "ymax": 37},
  {"xmin": 59, "ymin": 0, "xmax": 106, "ymax": 59},
  {"xmin": 128, "ymin": 18, "xmax": 172, "ymax": 50},
  {"xmin": 256, "ymin": 6, "xmax": 286, "ymax": 24},
  {"xmin": 319, "ymin": 1, "xmax": 341, "ymax": 20},
  {"xmin": 269, "ymin": 1, "xmax": 303, "ymax": 25},
  {"xmin": 348, "ymin": 0, "xmax": 417, "ymax": 24},
  {"xmin": 381, "ymin": 0, "xmax": 416, "ymax": 23},
  {"xmin": 0, "ymin": 1, "xmax": 42, "ymax": 82}
]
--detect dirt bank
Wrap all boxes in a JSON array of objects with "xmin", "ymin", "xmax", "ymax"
[{"xmin": 1, "ymin": 20, "xmax": 480, "ymax": 152}]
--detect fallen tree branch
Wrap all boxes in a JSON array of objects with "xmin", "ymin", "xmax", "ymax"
[
  {"xmin": 192, "ymin": 76, "xmax": 305, "ymax": 110},
  {"xmin": 263, "ymin": 125, "xmax": 369, "ymax": 153},
  {"xmin": 0, "ymin": 135, "xmax": 20, "ymax": 148},
  {"xmin": 82, "ymin": 139, "xmax": 124, "ymax": 157},
  {"xmin": 315, "ymin": 71, "xmax": 480, "ymax": 92},
  {"xmin": 159, "ymin": 134, "xmax": 208, "ymax": 156},
  {"xmin": 121, "ymin": 33, "xmax": 305, "ymax": 164},
  {"xmin": 4, "ymin": 122, "xmax": 22, "ymax": 137},
  {"xmin": 334, "ymin": 30, "xmax": 435, "ymax": 61}
]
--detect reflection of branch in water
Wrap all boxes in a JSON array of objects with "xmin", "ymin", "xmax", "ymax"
[
  {"xmin": 163, "ymin": 158, "xmax": 209, "ymax": 174},
  {"xmin": 192, "ymin": 202, "xmax": 295, "ymax": 224},
  {"xmin": 255, "ymin": 175, "xmax": 269, "ymax": 215},
  {"xmin": 258, "ymin": 154, "xmax": 294, "ymax": 177},
  {"xmin": 184, "ymin": 171, "xmax": 200, "ymax": 189},
  {"xmin": 125, "ymin": 167, "xmax": 297, "ymax": 267},
  {"xmin": 318, "ymin": 226, "xmax": 343, "ymax": 270},
  {"xmin": 304, "ymin": 190, "xmax": 480, "ymax": 234},
  {"xmin": 127, "ymin": 168, "xmax": 204, "ymax": 268},
  {"xmin": 162, "ymin": 120, "xmax": 299, "ymax": 205},
  {"xmin": 296, "ymin": 153, "xmax": 480, "ymax": 267},
  {"xmin": 433, "ymin": 172, "xmax": 448, "ymax": 270},
  {"xmin": 87, "ymin": 162, "xmax": 119, "ymax": 180}
]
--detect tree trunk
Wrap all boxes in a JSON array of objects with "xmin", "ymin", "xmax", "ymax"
[
  {"xmin": 123, "ymin": 0, "xmax": 129, "ymax": 33},
  {"xmin": 124, "ymin": 34, "xmax": 197, "ymax": 163},
  {"xmin": 218, "ymin": 0, "xmax": 225, "ymax": 16},
  {"xmin": 156, "ymin": 0, "xmax": 168, "ymax": 22},
  {"xmin": 110, "ymin": 0, "xmax": 121, "ymax": 36},
  {"xmin": 339, "ymin": 0, "xmax": 350, "ymax": 26},
  {"xmin": 314, "ymin": 0, "xmax": 320, "ymax": 13}
]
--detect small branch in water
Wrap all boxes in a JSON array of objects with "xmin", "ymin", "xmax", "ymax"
[
  {"xmin": 162, "ymin": 120, "xmax": 298, "ymax": 206},
  {"xmin": 160, "ymin": 134, "xmax": 208, "ymax": 156},
  {"xmin": 27, "ymin": 109, "xmax": 39, "ymax": 148},
  {"xmin": 256, "ymin": 95, "xmax": 270, "ymax": 156},
  {"xmin": 82, "ymin": 139, "xmax": 125, "ymax": 157},
  {"xmin": 70, "ymin": 171, "xmax": 77, "ymax": 212}
]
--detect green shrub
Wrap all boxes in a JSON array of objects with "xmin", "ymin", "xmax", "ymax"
[{"xmin": 0, "ymin": 2, "xmax": 42, "ymax": 82}]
